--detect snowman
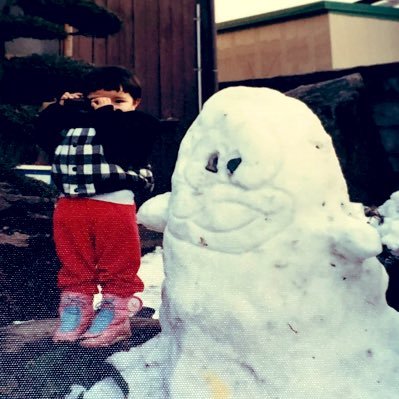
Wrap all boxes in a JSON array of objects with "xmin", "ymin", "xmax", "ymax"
[{"xmin": 84, "ymin": 87, "xmax": 399, "ymax": 399}]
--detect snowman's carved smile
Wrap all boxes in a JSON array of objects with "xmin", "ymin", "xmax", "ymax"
[{"xmin": 168, "ymin": 178, "xmax": 293, "ymax": 253}]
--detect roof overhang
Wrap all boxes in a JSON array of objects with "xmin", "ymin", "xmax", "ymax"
[{"xmin": 217, "ymin": 1, "xmax": 399, "ymax": 33}]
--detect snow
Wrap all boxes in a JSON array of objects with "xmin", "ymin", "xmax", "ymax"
[
  {"xmin": 66, "ymin": 378, "xmax": 125, "ymax": 399},
  {"xmin": 137, "ymin": 246, "xmax": 164, "ymax": 318},
  {"xmin": 376, "ymin": 191, "xmax": 399, "ymax": 255},
  {"xmin": 80, "ymin": 86, "xmax": 399, "ymax": 398}
]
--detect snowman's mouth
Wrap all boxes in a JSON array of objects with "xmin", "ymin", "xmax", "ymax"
[
  {"xmin": 168, "ymin": 184, "xmax": 294, "ymax": 253},
  {"xmin": 193, "ymin": 199, "xmax": 260, "ymax": 232}
]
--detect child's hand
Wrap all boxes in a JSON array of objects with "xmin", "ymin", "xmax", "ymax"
[
  {"xmin": 59, "ymin": 92, "xmax": 83, "ymax": 105},
  {"xmin": 90, "ymin": 97, "xmax": 113, "ymax": 110}
]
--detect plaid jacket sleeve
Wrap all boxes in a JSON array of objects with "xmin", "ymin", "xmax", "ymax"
[{"xmin": 127, "ymin": 165, "xmax": 155, "ymax": 193}]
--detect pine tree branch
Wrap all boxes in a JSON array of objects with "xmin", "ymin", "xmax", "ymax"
[
  {"xmin": 15, "ymin": 0, "xmax": 122, "ymax": 38},
  {"xmin": 0, "ymin": 15, "xmax": 67, "ymax": 41},
  {"xmin": 0, "ymin": 54, "xmax": 93, "ymax": 104}
]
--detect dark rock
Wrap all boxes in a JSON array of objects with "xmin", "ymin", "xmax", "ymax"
[
  {"xmin": 372, "ymin": 102, "xmax": 399, "ymax": 127},
  {"xmin": 139, "ymin": 224, "xmax": 163, "ymax": 255},
  {"xmin": 0, "ymin": 315, "xmax": 161, "ymax": 399},
  {"xmin": 379, "ymin": 127, "xmax": 399, "ymax": 154},
  {"xmin": 377, "ymin": 247, "xmax": 399, "ymax": 312}
]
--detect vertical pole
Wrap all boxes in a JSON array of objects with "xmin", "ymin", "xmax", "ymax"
[
  {"xmin": 195, "ymin": 3, "xmax": 203, "ymax": 112},
  {"xmin": 63, "ymin": 24, "xmax": 73, "ymax": 57},
  {"xmin": 198, "ymin": 0, "xmax": 218, "ymax": 105}
]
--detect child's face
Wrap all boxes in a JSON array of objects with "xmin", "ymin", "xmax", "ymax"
[{"xmin": 87, "ymin": 89, "xmax": 140, "ymax": 112}]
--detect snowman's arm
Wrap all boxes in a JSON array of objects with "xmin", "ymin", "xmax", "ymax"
[
  {"xmin": 137, "ymin": 192, "xmax": 170, "ymax": 233},
  {"xmin": 332, "ymin": 218, "xmax": 381, "ymax": 261}
]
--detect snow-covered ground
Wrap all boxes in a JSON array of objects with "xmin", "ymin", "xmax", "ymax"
[
  {"xmin": 137, "ymin": 247, "xmax": 164, "ymax": 318},
  {"xmin": 71, "ymin": 86, "xmax": 399, "ymax": 399}
]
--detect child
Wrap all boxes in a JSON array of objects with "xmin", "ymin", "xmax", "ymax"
[{"xmin": 36, "ymin": 66, "xmax": 160, "ymax": 347}]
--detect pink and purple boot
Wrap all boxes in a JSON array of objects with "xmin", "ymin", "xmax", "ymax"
[
  {"xmin": 80, "ymin": 294, "xmax": 143, "ymax": 348},
  {"xmin": 53, "ymin": 291, "xmax": 95, "ymax": 343}
]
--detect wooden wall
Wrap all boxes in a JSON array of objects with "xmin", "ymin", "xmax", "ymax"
[{"xmin": 72, "ymin": 0, "xmax": 199, "ymax": 128}]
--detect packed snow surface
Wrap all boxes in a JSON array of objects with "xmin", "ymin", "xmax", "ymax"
[{"xmin": 83, "ymin": 87, "xmax": 399, "ymax": 399}]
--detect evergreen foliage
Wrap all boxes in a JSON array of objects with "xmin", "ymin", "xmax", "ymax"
[
  {"xmin": 0, "ymin": 14, "xmax": 67, "ymax": 41},
  {"xmin": 16, "ymin": 0, "xmax": 122, "ymax": 37},
  {"xmin": 0, "ymin": 0, "xmax": 122, "ymax": 166},
  {"xmin": 0, "ymin": 54, "xmax": 93, "ymax": 104},
  {"xmin": 0, "ymin": 104, "xmax": 40, "ymax": 165}
]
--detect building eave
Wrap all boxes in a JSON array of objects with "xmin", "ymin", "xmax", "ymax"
[{"xmin": 216, "ymin": 1, "xmax": 399, "ymax": 33}]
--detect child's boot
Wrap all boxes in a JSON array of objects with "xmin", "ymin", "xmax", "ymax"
[
  {"xmin": 53, "ymin": 291, "xmax": 94, "ymax": 342},
  {"xmin": 80, "ymin": 294, "xmax": 143, "ymax": 348}
]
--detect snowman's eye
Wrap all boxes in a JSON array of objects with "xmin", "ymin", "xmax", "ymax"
[
  {"xmin": 227, "ymin": 157, "xmax": 242, "ymax": 175},
  {"xmin": 205, "ymin": 152, "xmax": 219, "ymax": 173}
]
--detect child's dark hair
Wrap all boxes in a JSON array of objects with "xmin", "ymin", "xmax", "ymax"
[{"xmin": 84, "ymin": 66, "xmax": 142, "ymax": 99}]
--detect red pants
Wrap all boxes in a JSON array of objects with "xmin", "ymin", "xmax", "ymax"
[{"xmin": 53, "ymin": 197, "xmax": 144, "ymax": 297}]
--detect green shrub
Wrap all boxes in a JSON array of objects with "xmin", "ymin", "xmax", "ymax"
[
  {"xmin": 16, "ymin": 0, "xmax": 122, "ymax": 37},
  {"xmin": 0, "ymin": 104, "xmax": 40, "ymax": 164},
  {"xmin": 0, "ymin": 14, "xmax": 67, "ymax": 41},
  {"xmin": 0, "ymin": 160, "xmax": 57, "ymax": 198},
  {"xmin": 0, "ymin": 55, "xmax": 93, "ymax": 104}
]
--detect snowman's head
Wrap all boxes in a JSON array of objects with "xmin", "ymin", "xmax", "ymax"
[{"xmin": 166, "ymin": 87, "xmax": 347, "ymax": 254}]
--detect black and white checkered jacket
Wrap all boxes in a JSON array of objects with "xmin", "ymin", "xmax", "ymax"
[
  {"xmin": 52, "ymin": 127, "xmax": 154, "ymax": 196},
  {"xmin": 36, "ymin": 104, "xmax": 160, "ymax": 197}
]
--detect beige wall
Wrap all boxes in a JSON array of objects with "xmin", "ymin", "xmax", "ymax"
[
  {"xmin": 329, "ymin": 14, "xmax": 399, "ymax": 69},
  {"xmin": 217, "ymin": 15, "xmax": 332, "ymax": 82}
]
